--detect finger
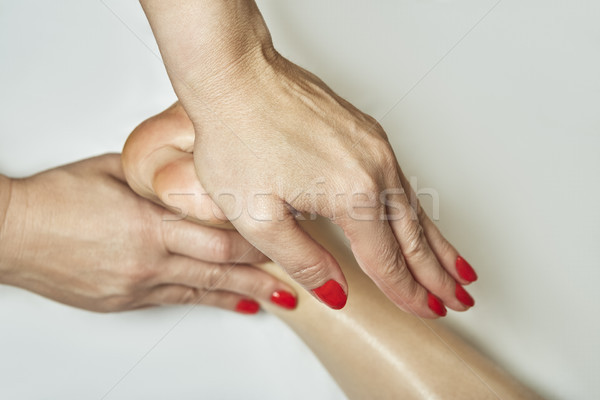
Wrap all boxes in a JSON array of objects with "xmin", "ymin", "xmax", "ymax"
[
  {"xmin": 383, "ymin": 171, "xmax": 468, "ymax": 312},
  {"xmin": 336, "ymin": 204, "xmax": 439, "ymax": 317},
  {"xmin": 397, "ymin": 171, "xmax": 478, "ymax": 286},
  {"xmin": 226, "ymin": 204, "xmax": 348, "ymax": 310},
  {"xmin": 416, "ymin": 209, "xmax": 475, "ymax": 309},
  {"xmin": 162, "ymin": 219, "xmax": 268, "ymax": 264},
  {"xmin": 143, "ymin": 285, "xmax": 261, "ymax": 314},
  {"xmin": 419, "ymin": 211, "xmax": 477, "ymax": 286},
  {"xmin": 161, "ymin": 255, "xmax": 297, "ymax": 309}
]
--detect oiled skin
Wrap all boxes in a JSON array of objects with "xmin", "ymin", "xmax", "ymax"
[{"xmin": 123, "ymin": 104, "xmax": 541, "ymax": 400}]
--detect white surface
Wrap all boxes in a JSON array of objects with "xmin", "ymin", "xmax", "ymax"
[{"xmin": 1, "ymin": 1, "xmax": 599, "ymax": 399}]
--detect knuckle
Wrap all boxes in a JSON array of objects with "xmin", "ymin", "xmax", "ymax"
[
  {"xmin": 288, "ymin": 257, "xmax": 332, "ymax": 287},
  {"xmin": 374, "ymin": 247, "xmax": 406, "ymax": 284},
  {"xmin": 362, "ymin": 146, "xmax": 398, "ymax": 186},
  {"xmin": 203, "ymin": 263, "xmax": 227, "ymax": 289},
  {"xmin": 122, "ymin": 262, "xmax": 156, "ymax": 287},
  {"xmin": 372, "ymin": 248, "xmax": 420, "ymax": 304},
  {"xmin": 436, "ymin": 236, "xmax": 455, "ymax": 258},
  {"xmin": 179, "ymin": 287, "xmax": 201, "ymax": 304},
  {"xmin": 372, "ymin": 244, "xmax": 402, "ymax": 278},
  {"xmin": 357, "ymin": 179, "xmax": 379, "ymax": 200},
  {"xmin": 359, "ymin": 127, "xmax": 393, "ymax": 158},
  {"xmin": 347, "ymin": 170, "xmax": 380, "ymax": 208},
  {"xmin": 246, "ymin": 278, "xmax": 268, "ymax": 298},
  {"xmin": 373, "ymin": 142, "xmax": 397, "ymax": 171},
  {"xmin": 401, "ymin": 221, "xmax": 428, "ymax": 261}
]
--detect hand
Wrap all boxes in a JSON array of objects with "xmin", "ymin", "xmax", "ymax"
[
  {"xmin": 124, "ymin": 102, "xmax": 477, "ymax": 317},
  {"xmin": 0, "ymin": 154, "xmax": 297, "ymax": 313},
  {"xmin": 188, "ymin": 58, "xmax": 478, "ymax": 317},
  {"xmin": 141, "ymin": 0, "xmax": 477, "ymax": 316}
]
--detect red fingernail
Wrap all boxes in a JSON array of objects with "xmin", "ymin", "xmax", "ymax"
[
  {"xmin": 428, "ymin": 293, "xmax": 447, "ymax": 317},
  {"xmin": 270, "ymin": 290, "xmax": 297, "ymax": 310},
  {"xmin": 456, "ymin": 256, "xmax": 478, "ymax": 282},
  {"xmin": 235, "ymin": 299, "xmax": 260, "ymax": 314},
  {"xmin": 313, "ymin": 280, "xmax": 347, "ymax": 310},
  {"xmin": 455, "ymin": 283, "xmax": 475, "ymax": 307}
]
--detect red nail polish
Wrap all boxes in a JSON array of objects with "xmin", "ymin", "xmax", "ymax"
[
  {"xmin": 235, "ymin": 299, "xmax": 260, "ymax": 314},
  {"xmin": 312, "ymin": 280, "xmax": 347, "ymax": 310},
  {"xmin": 428, "ymin": 293, "xmax": 447, "ymax": 317},
  {"xmin": 456, "ymin": 256, "xmax": 478, "ymax": 282},
  {"xmin": 455, "ymin": 283, "xmax": 475, "ymax": 307},
  {"xmin": 270, "ymin": 290, "xmax": 297, "ymax": 309}
]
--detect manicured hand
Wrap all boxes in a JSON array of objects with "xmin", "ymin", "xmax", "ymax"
[
  {"xmin": 0, "ymin": 154, "xmax": 297, "ymax": 313},
  {"xmin": 123, "ymin": 102, "xmax": 476, "ymax": 317},
  {"xmin": 140, "ymin": 0, "xmax": 477, "ymax": 316}
]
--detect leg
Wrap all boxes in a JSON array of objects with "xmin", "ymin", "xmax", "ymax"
[{"xmin": 258, "ymin": 218, "xmax": 539, "ymax": 399}]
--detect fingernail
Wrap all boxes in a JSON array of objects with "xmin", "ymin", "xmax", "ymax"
[
  {"xmin": 312, "ymin": 280, "xmax": 347, "ymax": 310},
  {"xmin": 270, "ymin": 290, "xmax": 297, "ymax": 310},
  {"xmin": 456, "ymin": 256, "xmax": 478, "ymax": 282},
  {"xmin": 235, "ymin": 299, "xmax": 260, "ymax": 314},
  {"xmin": 455, "ymin": 283, "xmax": 475, "ymax": 307},
  {"xmin": 428, "ymin": 293, "xmax": 447, "ymax": 317}
]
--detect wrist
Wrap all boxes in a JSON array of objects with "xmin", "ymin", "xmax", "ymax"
[{"xmin": 141, "ymin": 0, "xmax": 278, "ymax": 109}]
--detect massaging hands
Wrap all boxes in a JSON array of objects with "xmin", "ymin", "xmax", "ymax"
[
  {"xmin": 123, "ymin": 103, "xmax": 476, "ymax": 317},
  {"xmin": 0, "ymin": 154, "xmax": 296, "ymax": 313}
]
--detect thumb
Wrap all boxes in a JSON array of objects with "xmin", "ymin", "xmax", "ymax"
[{"xmin": 233, "ymin": 208, "xmax": 348, "ymax": 310}]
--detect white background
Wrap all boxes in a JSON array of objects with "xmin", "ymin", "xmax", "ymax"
[{"xmin": 1, "ymin": 1, "xmax": 599, "ymax": 399}]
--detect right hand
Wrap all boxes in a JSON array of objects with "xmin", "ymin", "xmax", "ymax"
[
  {"xmin": 140, "ymin": 0, "xmax": 477, "ymax": 317},
  {"xmin": 123, "ymin": 103, "xmax": 477, "ymax": 317}
]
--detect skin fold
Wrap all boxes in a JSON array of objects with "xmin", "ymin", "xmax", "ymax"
[{"xmin": 122, "ymin": 104, "xmax": 542, "ymax": 399}]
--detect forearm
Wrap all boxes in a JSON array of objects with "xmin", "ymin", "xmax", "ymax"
[
  {"xmin": 0, "ymin": 174, "xmax": 11, "ymax": 232},
  {"xmin": 0, "ymin": 174, "xmax": 15, "ymax": 283},
  {"xmin": 258, "ymin": 218, "xmax": 540, "ymax": 399},
  {"xmin": 139, "ymin": 0, "xmax": 277, "ymax": 107}
]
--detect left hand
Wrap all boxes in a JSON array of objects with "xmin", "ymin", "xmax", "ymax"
[{"xmin": 0, "ymin": 154, "xmax": 297, "ymax": 313}]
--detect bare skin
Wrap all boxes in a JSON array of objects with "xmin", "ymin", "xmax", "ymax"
[
  {"xmin": 0, "ymin": 155, "xmax": 297, "ymax": 313},
  {"xmin": 123, "ymin": 104, "xmax": 541, "ymax": 399},
  {"xmin": 139, "ymin": 0, "xmax": 477, "ymax": 316}
]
